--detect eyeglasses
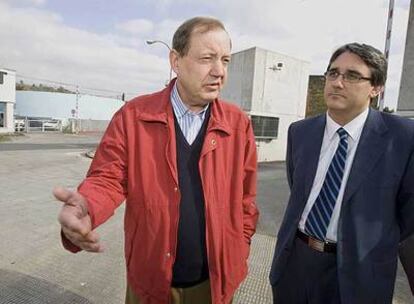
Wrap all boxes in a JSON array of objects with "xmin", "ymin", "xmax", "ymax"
[{"xmin": 324, "ymin": 70, "xmax": 372, "ymax": 83}]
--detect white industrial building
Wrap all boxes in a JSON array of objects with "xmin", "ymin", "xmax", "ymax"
[
  {"xmin": 221, "ymin": 47, "xmax": 310, "ymax": 162},
  {"xmin": 10, "ymin": 47, "xmax": 309, "ymax": 160},
  {"xmin": 15, "ymin": 91, "xmax": 125, "ymax": 132},
  {"xmin": 0, "ymin": 68, "xmax": 16, "ymax": 133}
]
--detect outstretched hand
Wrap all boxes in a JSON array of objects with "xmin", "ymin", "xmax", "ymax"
[{"xmin": 53, "ymin": 186, "xmax": 103, "ymax": 253}]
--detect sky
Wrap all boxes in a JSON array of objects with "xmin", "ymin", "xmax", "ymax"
[{"xmin": 0, "ymin": 0, "xmax": 411, "ymax": 109}]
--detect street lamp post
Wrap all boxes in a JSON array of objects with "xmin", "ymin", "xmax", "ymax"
[{"xmin": 146, "ymin": 40, "xmax": 173, "ymax": 87}]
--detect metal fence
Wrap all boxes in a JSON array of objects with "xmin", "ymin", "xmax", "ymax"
[{"xmin": 15, "ymin": 118, "xmax": 63, "ymax": 132}]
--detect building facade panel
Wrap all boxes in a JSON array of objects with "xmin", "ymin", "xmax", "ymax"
[{"xmin": 221, "ymin": 47, "xmax": 310, "ymax": 161}]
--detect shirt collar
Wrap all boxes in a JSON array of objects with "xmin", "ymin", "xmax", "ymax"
[
  {"xmin": 170, "ymin": 82, "xmax": 209, "ymax": 119},
  {"xmin": 325, "ymin": 107, "xmax": 369, "ymax": 141}
]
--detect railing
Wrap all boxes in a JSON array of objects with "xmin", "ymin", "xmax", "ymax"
[{"xmin": 15, "ymin": 119, "xmax": 63, "ymax": 132}]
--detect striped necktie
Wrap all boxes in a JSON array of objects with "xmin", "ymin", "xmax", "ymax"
[{"xmin": 305, "ymin": 127, "xmax": 349, "ymax": 241}]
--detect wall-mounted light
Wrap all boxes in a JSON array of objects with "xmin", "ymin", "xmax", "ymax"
[{"xmin": 269, "ymin": 62, "xmax": 283, "ymax": 71}]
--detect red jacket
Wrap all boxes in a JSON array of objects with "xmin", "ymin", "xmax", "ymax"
[{"xmin": 68, "ymin": 80, "xmax": 259, "ymax": 303}]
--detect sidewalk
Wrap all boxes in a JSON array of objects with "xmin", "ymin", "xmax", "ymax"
[{"xmin": 0, "ymin": 133, "xmax": 412, "ymax": 303}]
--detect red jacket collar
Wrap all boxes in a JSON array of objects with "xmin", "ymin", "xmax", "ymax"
[{"xmin": 137, "ymin": 78, "xmax": 232, "ymax": 136}]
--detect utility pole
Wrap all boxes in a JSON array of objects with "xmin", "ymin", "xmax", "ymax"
[
  {"xmin": 378, "ymin": 0, "xmax": 395, "ymax": 111},
  {"xmin": 75, "ymin": 86, "xmax": 80, "ymax": 133},
  {"xmin": 397, "ymin": 0, "xmax": 414, "ymax": 117}
]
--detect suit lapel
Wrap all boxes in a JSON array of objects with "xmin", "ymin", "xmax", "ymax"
[
  {"xmin": 302, "ymin": 115, "xmax": 326, "ymax": 202},
  {"xmin": 342, "ymin": 109, "xmax": 388, "ymax": 204}
]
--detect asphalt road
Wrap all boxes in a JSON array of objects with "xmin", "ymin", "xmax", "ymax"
[{"xmin": 0, "ymin": 132, "xmax": 412, "ymax": 303}]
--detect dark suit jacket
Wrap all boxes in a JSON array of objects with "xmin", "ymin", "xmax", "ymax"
[
  {"xmin": 400, "ymin": 234, "xmax": 414, "ymax": 294},
  {"xmin": 269, "ymin": 109, "xmax": 414, "ymax": 304}
]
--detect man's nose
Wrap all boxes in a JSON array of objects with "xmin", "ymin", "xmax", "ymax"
[
  {"xmin": 210, "ymin": 60, "xmax": 225, "ymax": 77},
  {"xmin": 330, "ymin": 74, "xmax": 345, "ymax": 88}
]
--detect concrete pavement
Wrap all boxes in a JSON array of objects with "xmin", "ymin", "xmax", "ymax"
[{"xmin": 0, "ymin": 132, "xmax": 412, "ymax": 303}]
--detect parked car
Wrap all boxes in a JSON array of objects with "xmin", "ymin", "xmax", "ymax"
[{"xmin": 43, "ymin": 120, "xmax": 60, "ymax": 131}]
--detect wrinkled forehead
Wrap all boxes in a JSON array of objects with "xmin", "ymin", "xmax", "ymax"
[{"xmin": 188, "ymin": 27, "xmax": 232, "ymax": 51}]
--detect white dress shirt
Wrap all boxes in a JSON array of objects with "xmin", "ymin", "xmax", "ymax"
[{"xmin": 298, "ymin": 107, "xmax": 369, "ymax": 242}]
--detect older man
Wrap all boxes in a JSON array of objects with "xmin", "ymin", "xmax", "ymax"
[{"xmin": 54, "ymin": 16, "xmax": 258, "ymax": 304}]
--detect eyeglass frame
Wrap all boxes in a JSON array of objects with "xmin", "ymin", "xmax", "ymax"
[{"xmin": 324, "ymin": 69, "xmax": 372, "ymax": 83}]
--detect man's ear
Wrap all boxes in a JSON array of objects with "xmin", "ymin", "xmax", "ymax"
[
  {"xmin": 370, "ymin": 85, "xmax": 384, "ymax": 98},
  {"xmin": 169, "ymin": 49, "xmax": 180, "ymax": 75}
]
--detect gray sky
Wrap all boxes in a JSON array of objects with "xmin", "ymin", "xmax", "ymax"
[{"xmin": 0, "ymin": 0, "xmax": 411, "ymax": 109}]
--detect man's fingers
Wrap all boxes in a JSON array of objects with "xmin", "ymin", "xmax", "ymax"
[
  {"xmin": 54, "ymin": 186, "xmax": 101, "ymax": 252},
  {"xmin": 58, "ymin": 207, "xmax": 92, "ymax": 236},
  {"xmin": 53, "ymin": 186, "xmax": 73, "ymax": 203},
  {"xmin": 62, "ymin": 226, "xmax": 99, "ymax": 243},
  {"xmin": 62, "ymin": 227, "xmax": 104, "ymax": 252},
  {"xmin": 81, "ymin": 241, "xmax": 105, "ymax": 253},
  {"xmin": 53, "ymin": 186, "xmax": 87, "ymax": 208}
]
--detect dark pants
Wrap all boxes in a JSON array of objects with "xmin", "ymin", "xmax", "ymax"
[
  {"xmin": 126, "ymin": 279, "xmax": 232, "ymax": 304},
  {"xmin": 272, "ymin": 237, "xmax": 340, "ymax": 304}
]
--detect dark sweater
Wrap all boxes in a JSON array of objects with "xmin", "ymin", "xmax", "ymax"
[{"xmin": 171, "ymin": 108, "xmax": 210, "ymax": 287}]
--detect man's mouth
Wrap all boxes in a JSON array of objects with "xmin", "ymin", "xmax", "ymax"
[
  {"xmin": 328, "ymin": 92, "xmax": 346, "ymax": 98},
  {"xmin": 205, "ymin": 83, "xmax": 220, "ymax": 88}
]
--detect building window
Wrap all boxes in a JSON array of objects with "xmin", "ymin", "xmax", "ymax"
[
  {"xmin": 0, "ymin": 102, "xmax": 5, "ymax": 127},
  {"xmin": 250, "ymin": 115, "xmax": 279, "ymax": 139},
  {"xmin": 0, "ymin": 72, "xmax": 6, "ymax": 85}
]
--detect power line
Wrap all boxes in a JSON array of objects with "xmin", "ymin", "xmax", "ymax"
[{"xmin": 16, "ymin": 74, "xmax": 136, "ymax": 98}]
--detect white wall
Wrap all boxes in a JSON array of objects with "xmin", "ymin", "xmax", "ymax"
[
  {"xmin": 220, "ymin": 47, "xmax": 255, "ymax": 111},
  {"xmin": 252, "ymin": 48, "xmax": 308, "ymax": 117},
  {"xmin": 0, "ymin": 68, "xmax": 16, "ymax": 133},
  {"xmin": 221, "ymin": 47, "xmax": 310, "ymax": 162},
  {"xmin": 252, "ymin": 48, "xmax": 309, "ymax": 161},
  {"xmin": 15, "ymin": 91, "xmax": 125, "ymax": 120}
]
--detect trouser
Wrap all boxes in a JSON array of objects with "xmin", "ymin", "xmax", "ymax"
[
  {"xmin": 272, "ymin": 237, "xmax": 340, "ymax": 304},
  {"xmin": 126, "ymin": 279, "xmax": 232, "ymax": 304}
]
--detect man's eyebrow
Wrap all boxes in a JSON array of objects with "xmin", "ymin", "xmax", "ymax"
[
  {"xmin": 345, "ymin": 69, "xmax": 363, "ymax": 75},
  {"xmin": 328, "ymin": 67, "xmax": 362, "ymax": 74},
  {"xmin": 199, "ymin": 51, "xmax": 217, "ymax": 57}
]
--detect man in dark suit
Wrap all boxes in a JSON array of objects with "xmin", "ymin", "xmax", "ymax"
[{"xmin": 269, "ymin": 42, "xmax": 414, "ymax": 303}]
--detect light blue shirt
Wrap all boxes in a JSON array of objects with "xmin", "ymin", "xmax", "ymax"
[{"xmin": 170, "ymin": 82, "xmax": 209, "ymax": 145}]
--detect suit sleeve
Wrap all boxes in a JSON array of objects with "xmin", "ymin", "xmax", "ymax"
[
  {"xmin": 242, "ymin": 118, "xmax": 259, "ymax": 244},
  {"xmin": 398, "ymin": 136, "xmax": 414, "ymax": 295},
  {"xmin": 397, "ymin": 134, "xmax": 414, "ymax": 242},
  {"xmin": 286, "ymin": 124, "xmax": 294, "ymax": 190}
]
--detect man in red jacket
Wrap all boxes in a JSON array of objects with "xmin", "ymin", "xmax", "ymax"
[{"xmin": 54, "ymin": 16, "xmax": 259, "ymax": 304}]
